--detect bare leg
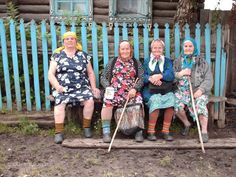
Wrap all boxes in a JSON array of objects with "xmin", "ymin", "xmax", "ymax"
[
  {"xmin": 176, "ymin": 110, "xmax": 191, "ymax": 127},
  {"xmin": 199, "ymin": 115, "xmax": 208, "ymax": 134},
  {"xmin": 101, "ymin": 106, "xmax": 113, "ymax": 121},
  {"xmin": 54, "ymin": 104, "xmax": 66, "ymax": 124},
  {"xmin": 83, "ymin": 99, "xmax": 94, "ymax": 120}
]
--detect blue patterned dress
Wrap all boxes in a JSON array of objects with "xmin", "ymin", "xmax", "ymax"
[{"xmin": 51, "ymin": 50, "xmax": 93, "ymax": 106}]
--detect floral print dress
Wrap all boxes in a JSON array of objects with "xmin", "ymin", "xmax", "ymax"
[
  {"xmin": 174, "ymin": 58, "xmax": 209, "ymax": 120},
  {"xmin": 103, "ymin": 58, "xmax": 143, "ymax": 107},
  {"xmin": 51, "ymin": 50, "xmax": 93, "ymax": 106}
]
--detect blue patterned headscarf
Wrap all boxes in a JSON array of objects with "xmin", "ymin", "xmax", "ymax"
[{"xmin": 181, "ymin": 38, "xmax": 198, "ymax": 69}]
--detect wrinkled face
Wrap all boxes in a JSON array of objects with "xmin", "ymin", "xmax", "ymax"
[
  {"xmin": 63, "ymin": 36, "xmax": 77, "ymax": 48},
  {"xmin": 119, "ymin": 41, "xmax": 131, "ymax": 60},
  {"xmin": 151, "ymin": 41, "xmax": 164, "ymax": 57},
  {"xmin": 183, "ymin": 41, "xmax": 194, "ymax": 55}
]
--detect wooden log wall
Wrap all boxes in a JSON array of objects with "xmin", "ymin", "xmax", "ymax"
[{"xmin": 0, "ymin": 0, "xmax": 7, "ymax": 18}]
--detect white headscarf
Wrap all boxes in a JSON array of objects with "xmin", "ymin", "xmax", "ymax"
[{"xmin": 148, "ymin": 53, "xmax": 165, "ymax": 72}]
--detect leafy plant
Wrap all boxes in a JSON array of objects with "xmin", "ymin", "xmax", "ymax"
[{"xmin": 18, "ymin": 117, "xmax": 40, "ymax": 135}]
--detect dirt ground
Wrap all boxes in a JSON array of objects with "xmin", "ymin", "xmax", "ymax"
[{"xmin": 0, "ymin": 111, "xmax": 236, "ymax": 177}]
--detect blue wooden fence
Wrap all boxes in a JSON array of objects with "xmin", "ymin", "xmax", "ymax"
[{"xmin": 0, "ymin": 18, "xmax": 227, "ymax": 112}]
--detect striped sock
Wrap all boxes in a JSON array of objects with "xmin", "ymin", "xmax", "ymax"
[
  {"xmin": 83, "ymin": 118, "xmax": 91, "ymax": 128},
  {"xmin": 148, "ymin": 117, "xmax": 157, "ymax": 134},
  {"xmin": 102, "ymin": 120, "xmax": 111, "ymax": 135},
  {"xmin": 55, "ymin": 123, "xmax": 64, "ymax": 134},
  {"xmin": 162, "ymin": 122, "xmax": 171, "ymax": 133},
  {"xmin": 162, "ymin": 108, "xmax": 174, "ymax": 133}
]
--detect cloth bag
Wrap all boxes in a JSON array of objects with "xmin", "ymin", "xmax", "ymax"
[{"xmin": 114, "ymin": 104, "xmax": 144, "ymax": 135}]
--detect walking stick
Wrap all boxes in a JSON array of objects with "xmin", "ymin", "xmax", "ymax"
[
  {"xmin": 108, "ymin": 78, "xmax": 139, "ymax": 153},
  {"xmin": 187, "ymin": 77, "xmax": 205, "ymax": 153}
]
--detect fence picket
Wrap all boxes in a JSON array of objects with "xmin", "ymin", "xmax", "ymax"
[
  {"xmin": 81, "ymin": 22, "xmax": 88, "ymax": 53},
  {"xmin": 30, "ymin": 20, "xmax": 41, "ymax": 111},
  {"xmin": 50, "ymin": 20, "xmax": 57, "ymax": 52},
  {"xmin": 91, "ymin": 22, "xmax": 99, "ymax": 86},
  {"xmin": 41, "ymin": 20, "xmax": 51, "ymax": 110},
  {"xmin": 220, "ymin": 50, "xmax": 227, "ymax": 96},
  {"xmin": 195, "ymin": 23, "xmax": 201, "ymax": 55},
  {"xmin": 143, "ymin": 23, "xmax": 149, "ymax": 61},
  {"xmin": 153, "ymin": 23, "xmax": 159, "ymax": 40},
  {"xmin": 205, "ymin": 23, "xmax": 211, "ymax": 65},
  {"xmin": 0, "ymin": 19, "xmax": 12, "ymax": 111},
  {"xmin": 114, "ymin": 23, "xmax": 119, "ymax": 57},
  {"xmin": 122, "ymin": 22, "xmax": 128, "ymax": 40},
  {"xmin": 10, "ymin": 19, "xmax": 22, "ymax": 111},
  {"xmin": 164, "ymin": 23, "xmax": 170, "ymax": 58},
  {"xmin": 102, "ymin": 22, "xmax": 109, "ymax": 66},
  {"xmin": 133, "ymin": 22, "xmax": 139, "ymax": 60},
  {"xmin": 184, "ymin": 23, "xmax": 190, "ymax": 39},
  {"xmin": 174, "ymin": 23, "xmax": 180, "ymax": 58},
  {"xmin": 20, "ymin": 19, "xmax": 32, "ymax": 111}
]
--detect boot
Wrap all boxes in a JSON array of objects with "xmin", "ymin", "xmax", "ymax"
[
  {"xmin": 163, "ymin": 132, "xmax": 174, "ymax": 141},
  {"xmin": 84, "ymin": 128, "xmax": 92, "ymax": 138},
  {"xmin": 147, "ymin": 133, "xmax": 157, "ymax": 141},
  {"xmin": 103, "ymin": 133, "xmax": 111, "ymax": 143},
  {"xmin": 135, "ymin": 130, "xmax": 144, "ymax": 142},
  {"xmin": 54, "ymin": 133, "xmax": 64, "ymax": 144}
]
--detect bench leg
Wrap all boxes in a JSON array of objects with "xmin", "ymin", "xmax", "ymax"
[{"xmin": 217, "ymin": 101, "xmax": 226, "ymax": 128}]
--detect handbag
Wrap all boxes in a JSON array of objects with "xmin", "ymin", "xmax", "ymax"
[
  {"xmin": 148, "ymin": 81, "xmax": 175, "ymax": 95},
  {"xmin": 114, "ymin": 104, "xmax": 144, "ymax": 135}
]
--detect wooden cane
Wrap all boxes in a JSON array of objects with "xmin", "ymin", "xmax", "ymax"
[
  {"xmin": 108, "ymin": 78, "xmax": 139, "ymax": 153},
  {"xmin": 187, "ymin": 77, "xmax": 205, "ymax": 153}
]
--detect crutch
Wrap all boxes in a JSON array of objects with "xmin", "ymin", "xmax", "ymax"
[
  {"xmin": 187, "ymin": 77, "xmax": 205, "ymax": 153},
  {"xmin": 108, "ymin": 78, "xmax": 139, "ymax": 153}
]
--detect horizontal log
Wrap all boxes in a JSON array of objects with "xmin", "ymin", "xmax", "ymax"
[
  {"xmin": 62, "ymin": 137, "xmax": 236, "ymax": 149},
  {"xmin": 93, "ymin": 14, "xmax": 108, "ymax": 23},
  {"xmin": 209, "ymin": 96, "xmax": 227, "ymax": 103},
  {"xmin": 93, "ymin": 7, "xmax": 109, "ymax": 16},
  {"xmin": 19, "ymin": 13, "xmax": 50, "ymax": 22},
  {"xmin": 152, "ymin": 17, "xmax": 175, "ymax": 27},
  {"xmin": 93, "ymin": 0, "xmax": 109, "ymax": 8},
  {"xmin": 153, "ymin": 10, "xmax": 176, "ymax": 17},
  {"xmin": 226, "ymin": 98, "xmax": 236, "ymax": 106},
  {"xmin": 17, "ymin": 0, "xmax": 49, "ymax": 5},
  {"xmin": 153, "ymin": 2, "xmax": 178, "ymax": 10},
  {"xmin": 0, "ymin": 4, "xmax": 6, "ymax": 12},
  {"xmin": 18, "ymin": 5, "xmax": 49, "ymax": 13}
]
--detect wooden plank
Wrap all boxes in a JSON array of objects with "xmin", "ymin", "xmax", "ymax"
[
  {"xmin": 102, "ymin": 22, "xmax": 109, "ymax": 66},
  {"xmin": 226, "ymin": 98, "xmax": 236, "ymax": 106},
  {"xmin": 209, "ymin": 96, "xmax": 227, "ymax": 102},
  {"xmin": 81, "ymin": 21, "xmax": 88, "ymax": 53},
  {"xmin": 143, "ymin": 24, "xmax": 149, "ymax": 61},
  {"xmin": 195, "ymin": 23, "xmax": 201, "ymax": 55},
  {"xmin": 93, "ymin": 0, "xmax": 108, "ymax": 8},
  {"xmin": 62, "ymin": 138, "xmax": 236, "ymax": 149},
  {"xmin": 18, "ymin": 5, "xmax": 49, "ymax": 13},
  {"xmin": 133, "ymin": 22, "xmax": 139, "ymax": 60},
  {"xmin": 122, "ymin": 22, "xmax": 128, "ymax": 40},
  {"xmin": 114, "ymin": 23, "xmax": 119, "ymax": 57},
  {"xmin": 153, "ymin": 2, "xmax": 178, "ymax": 10},
  {"xmin": 17, "ymin": 0, "xmax": 49, "ymax": 5},
  {"xmin": 174, "ymin": 23, "xmax": 180, "ymax": 58},
  {"xmin": 164, "ymin": 23, "xmax": 170, "ymax": 58}
]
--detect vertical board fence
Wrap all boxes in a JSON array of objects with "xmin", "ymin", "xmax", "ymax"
[{"xmin": 0, "ymin": 19, "xmax": 227, "ymax": 114}]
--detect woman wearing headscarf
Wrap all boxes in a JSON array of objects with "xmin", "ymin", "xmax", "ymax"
[
  {"xmin": 174, "ymin": 38, "xmax": 213, "ymax": 143},
  {"xmin": 100, "ymin": 40, "xmax": 144, "ymax": 143},
  {"xmin": 142, "ymin": 39, "xmax": 175, "ymax": 141},
  {"xmin": 48, "ymin": 31, "xmax": 100, "ymax": 144}
]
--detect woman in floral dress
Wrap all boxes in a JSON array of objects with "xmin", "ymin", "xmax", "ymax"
[
  {"xmin": 48, "ymin": 31, "xmax": 100, "ymax": 144},
  {"xmin": 174, "ymin": 38, "xmax": 213, "ymax": 143},
  {"xmin": 100, "ymin": 40, "xmax": 144, "ymax": 143}
]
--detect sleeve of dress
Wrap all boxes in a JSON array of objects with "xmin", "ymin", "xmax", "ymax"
[
  {"xmin": 198, "ymin": 60, "xmax": 213, "ymax": 94},
  {"xmin": 134, "ymin": 60, "xmax": 144, "ymax": 91},
  {"xmin": 143, "ymin": 59, "xmax": 151, "ymax": 85},
  {"xmin": 100, "ymin": 58, "xmax": 114, "ymax": 88},
  {"xmin": 162, "ymin": 58, "xmax": 175, "ymax": 82},
  {"xmin": 173, "ymin": 58, "xmax": 182, "ymax": 79}
]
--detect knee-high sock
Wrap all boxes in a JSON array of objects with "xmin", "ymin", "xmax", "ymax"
[
  {"xmin": 55, "ymin": 123, "xmax": 64, "ymax": 134},
  {"xmin": 102, "ymin": 120, "xmax": 111, "ymax": 135},
  {"xmin": 83, "ymin": 118, "xmax": 91, "ymax": 128},
  {"xmin": 148, "ymin": 111, "xmax": 159, "ymax": 134},
  {"xmin": 162, "ymin": 108, "xmax": 174, "ymax": 133}
]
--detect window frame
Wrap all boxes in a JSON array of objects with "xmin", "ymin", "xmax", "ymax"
[
  {"xmin": 109, "ymin": 0, "xmax": 152, "ymax": 25},
  {"xmin": 50, "ymin": 0, "xmax": 93, "ymax": 22}
]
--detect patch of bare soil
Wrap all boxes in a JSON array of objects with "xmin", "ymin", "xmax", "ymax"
[{"xmin": 0, "ymin": 111, "xmax": 236, "ymax": 177}]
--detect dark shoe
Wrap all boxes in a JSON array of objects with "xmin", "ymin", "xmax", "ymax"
[
  {"xmin": 135, "ymin": 130, "xmax": 144, "ymax": 142},
  {"xmin": 84, "ymin": 128, "xmax": 92, "ymax": 138},
  {"xmin": 181, "ymin": 125, "xmax": 191, "ymax": 136},
  {"xmin": 147, "ymin": 133, "xmax": 157, "ymax": 141},
  {"xmin": 201, "ymin": 133, "xmax": 209, "ymax": 143},
  {"xmin": 54, "ymin": 133, "xmax": 64, "ymax": 144},
  {"xmin": 103, "ymin": 133, "xmax": 111, "ymax": 143},
  {"xmin": 163, "ymin": 133, "xmax": 174, "ymax": 141}
]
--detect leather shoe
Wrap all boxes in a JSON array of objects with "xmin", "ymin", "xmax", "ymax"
[
  {"xmin": 163, "ymin": 133, "xmax": 174, "ymax": 141},
  {"xmin": 103, "ymin": 133, "xmax": 111, "ymax": 143},
  {"xmin": 181, "ymin": 125, "xmax": 191, "ymax": 136},
  {"xmin": 135, "ymin": 130, "xmax": 144, "ymax": 142},
  {"xmin": 54, "ymin": 133, "xmax": 64, "ymax": 144},
  {"xmin": 147, "ymin": 133, "xmax": 157, "ymax": 141},
  {"xmin": 84, "ymin": 128, "xmax": 92, "ymax": 138}
]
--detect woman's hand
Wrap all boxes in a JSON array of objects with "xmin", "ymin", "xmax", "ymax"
[
  {"xmin": 149, "ymin": 74, "xmax": 163, "ymax": 85},
  {"xmin": 179, "ymin": 69, "xmax": 191, "ymax": 77},
  {"xmin": 193, "ymin": 89, "xmax": 203, "ymax": 98},
  {"xmin": 56, "ymin": 85, "xmax": 66, "ymax": 93},
  {"xmin": 128, "ymin": 88, "xmax": 137, "ymax": 99},
  {"xmin": 92, "ymin": 88, "xmax": 101, "ymax": 99}
]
